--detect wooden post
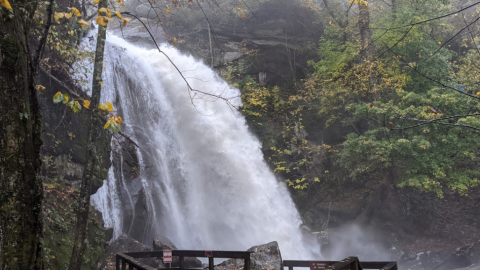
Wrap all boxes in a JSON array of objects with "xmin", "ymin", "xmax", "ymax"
[
  {"xmin": 244, "ymin": 255, "xmax": 251, "ymax": 270},
  {"xmin": 209, "ymin": 256, "xmax": 214, "ymax": 270},
  {"xmin": 179, "ymin": 255, "xmax": 185, "ymax": 269}
]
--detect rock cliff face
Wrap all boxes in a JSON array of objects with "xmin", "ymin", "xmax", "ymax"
[{"xmin": 110, "ymin": 0, "xmax": 322, "ymax": 86}]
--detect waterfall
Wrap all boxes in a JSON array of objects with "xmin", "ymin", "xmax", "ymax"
[{"xmin": 91, "ymin": 34, "xmax": 320, "ymax": 259}]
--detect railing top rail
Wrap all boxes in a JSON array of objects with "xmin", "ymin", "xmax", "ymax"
[
  {"xmin": 325, "ymin": 257, "xmax": 359, "ymax": 270},
  {"xmin": 283, "ymin": 260, "xmax": 335, "ymax": 267},
  {"xmin": 283, "ymin": 259, "xmax": 398, "ymax": 270},
  {"xmin": 378, "ymin": 262, "xmax": 398, "ymax": 270},
  {"xmin": 116, "ymin": 250, "xmax": 253, "ymax": 270},
  {"xmin": 124, "ymin": 250, "xmax": 252, "ymax": 259}
]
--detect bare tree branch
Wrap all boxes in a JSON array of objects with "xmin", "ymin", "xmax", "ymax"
[
  {"xmin": 32, "ymin": 0, "xmax": 54, "ymax": 74},
  {"xmin": 121, "ymin": 12, "xmax": 241, "ymax": 110},
  {"xmin": 391, "ymin": 117, "xmax": 480, "ymax": 132},
  {"xmin": 383, "ymin": 43, "xmax": 480, "ymax": 100},
  {"xmin": 370, "ymin": 1, "xmax": 480, "ymax": 30},
  {"xmin": 39, "ymin": 67, "xmax": 140, "ymax": 147}
]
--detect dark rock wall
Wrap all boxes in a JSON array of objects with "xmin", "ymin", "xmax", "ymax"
[{"xmin": 111, "ymin": 0, "xmax": 322, "ymax": 86}]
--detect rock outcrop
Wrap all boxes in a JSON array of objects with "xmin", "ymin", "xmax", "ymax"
[
  {"xmin": 215, "ymin": 241, "xmax": 282, "ymax": 270},
  {"xmin": 109, "ymin": 0, "xmax": 322, "ymax": 86},
  {"xmin": 98, "ymin": 235, "xmax": 160, "ymax": 269},
  {"xmin": 398, "ymin": 240, "xmax": 480, "ymax": 270},
  {"xmin": 433, "ymin": 240, "xmax": 480, "ymax": 270},
  {"xmin": 153, "ymin": 235, "xmax": 178, "ymax": 251}
]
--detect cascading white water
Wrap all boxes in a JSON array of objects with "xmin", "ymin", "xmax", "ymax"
[{"xmin": 91, "ymin": 34, "xmax": 320, "ymax": 259}]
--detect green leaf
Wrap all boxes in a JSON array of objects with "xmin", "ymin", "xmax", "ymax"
[{"xmin": 108, "ymin": 122, "xmax": 120, "ymax": 133}]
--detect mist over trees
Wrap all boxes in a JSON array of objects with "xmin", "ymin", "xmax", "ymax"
[{"xmin": 238, "ymin": 0, "xmax": 480, "ymax": 198}]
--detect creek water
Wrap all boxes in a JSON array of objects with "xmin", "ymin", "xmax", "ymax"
[{"xmin": 91, "ymin": 34, "xmax": 320, "ymax": 259}]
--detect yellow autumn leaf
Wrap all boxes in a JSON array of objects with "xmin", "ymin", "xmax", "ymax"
[
  {"xmin": 53, "ymin": 92, "xmax": 62, "ymax": 101},
  {"xmin": 122, "ymin": 17, "xmax": 131, "ymax": 26},
  {"xmin": 99, "ymin": 7, "xmax": 111, "ymax": 17},
  {"xmin": 115, "ymin": 116, "xmax": 123, "ymax": 124},
  {"xmin": 83, "ymin": 100, "xmax": 91, "ymax": 109},
  {"xmin": 98, "ymin": 103, "xmax": 108, "ymax": 111},
  {"xmin": 93, "ymin": 0, "xmax": 100, "ymax": 4},
  {"xmin": 69, "ymin": 7, "xmax": 81, "ymax": 17},
  {"xmin": 120, "ymin": 2, "xmax": 125, "ymax": 8},
  {"xmin": 63, "ymin": 94, "xmax": 69, "ymax": 103},
  {"xmin": 173, "ymin": 37, "xmax": 177, "ymax": 45},
  {"xmin": 476, "ymin": 91, "xmax": 480, "ymax": 96},
  {"xmin": 78, "ymin": 19, "xmax": 88, "ymax": 27},
  {"xmin": 96, "ymin": 15, "xmax": 108, "ymax": 26},
  {"xmin": 0, "ymin": 0, "xmax": 12, "ymax": 10},
  {"xmin": 36, "ymin": 85, "xmax": 46, "ymax": 91},
  {"xmin": 103, "ymin": 120, "xmax": 111, "ymax": 129},
  {"xmin": 165, "ymin": 7, "xmax": 170, "ymax": 13},
  {"xmin": 54, "ymin": 12, "xmax": 65, "ymax": 22},
  {"xmin": 106, "ymin": 102, "xmax": 114, "ymax": 112},
  {"xmin": 64, "ymin": 12, "xmax": 73, "ymax": 19},
  {"xmin": 116, "ymin": 0, "xmax": 122, "ymax": 2},
  {"xmin": 72, "ymin": 101, "xmax": 81, "ymax": 113},
  {"xmin": 114, "ymin": 11, "xmax": 122, "ymax": 19}
]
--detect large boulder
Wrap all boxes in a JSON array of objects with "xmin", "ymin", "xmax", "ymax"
[
  {"xmin": 153, "ymin": 235, "xmax": 178, "ymax": 250},
  {"xmin": 98, "ymin": 235, "xmax": 160, "ymax": 269},
  {"xmin": 215, "ymin": 241, "xmax": 282, "ymax": 270}
]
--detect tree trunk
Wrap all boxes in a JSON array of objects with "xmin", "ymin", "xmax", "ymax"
[
  {"xmin": 68, "ymin": 1, "xmax": 108, "ymax": 269},
  {"xmin": 0, "ymin": 1, "xmax": 44, "ymax": 269},
  {"xmin": 358, "ymin": 2, "xmax": 373, "ymax": 61}
]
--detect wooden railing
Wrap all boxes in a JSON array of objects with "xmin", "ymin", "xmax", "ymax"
[
  {"xmin": 116, "ymin": 250, "xmax": 252, "ymax": 270},
  {"xmin": 115, "ymin": 249, "xmax": 398, "ymax": 270},
  {"xmin": 283, "ymin": 257, "xmax": 398, "ymax": 270}
]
